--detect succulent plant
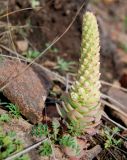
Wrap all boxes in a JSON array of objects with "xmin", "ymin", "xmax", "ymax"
[{"xmin": 57, "ymin": 12, "xmax": 102, "ymax": 130}]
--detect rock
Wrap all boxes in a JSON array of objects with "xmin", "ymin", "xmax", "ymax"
[
  {"xmin": 16, "ymin": 40, "xmax": 28, "ymax": 52},
  {"xmin": 0, "ymin": 58, "xmax": 51, "ymax": 124}
]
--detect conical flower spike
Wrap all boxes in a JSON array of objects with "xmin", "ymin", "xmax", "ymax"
[{"xmin": 59, "ymin": 11, "xmax": 102, "ymax": 130}]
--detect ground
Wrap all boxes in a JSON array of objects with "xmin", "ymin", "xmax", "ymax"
[{"xmin": 0, "ymin": 0, "xmax": 127, "ymax": 160}]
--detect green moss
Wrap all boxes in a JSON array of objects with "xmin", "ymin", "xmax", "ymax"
[{"xmin": 0, "ymin": 127, "xmax": 30, "ymax": 160}]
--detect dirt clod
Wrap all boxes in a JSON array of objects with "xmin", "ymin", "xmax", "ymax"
[{"xmin": 15, "ymin": 40, "xmax": 28, "ymax": 52}]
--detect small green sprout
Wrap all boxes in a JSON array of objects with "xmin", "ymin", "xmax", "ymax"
[
  {"xmin": 45, "ymin": 43, "xmax": 59, "ymax": 53},
  {"xmin": 59, "ymin": 135, "xmax": 80, "ymax": 156},
  {"xmin": 30, "ymin": 0, "xmax": 40, "ymax": 9},
  {"xmin": 54, "ymin": 57, "xmax": 75, "ymax": 72},
  {"xmin": 0, "ymin": 128, "xmax": 30, "ymax": 159},
  {"xmin": 0, "ymin": 55, "xmax": 4, "ymax": 62},
  {"xmin": 39, "ymin": 140, "xmax": 52, "ymax": 157},
  {"xmin": 51, "ymin": 118, "xmax": 60, "ymax": 141},
  {"xmin": 102, "ymin": 127, "xmax": 123, "ymax": 149},
  {"xmin": 0, "ymin": 113, "xmax": 10, "ymax": 122},
  {"xmin": 7, "ymin": 131, "xmax": 16, "ymax": 138},
  {"xmin": 31, "ymin": 124, "xmax": 49, "ymax": 137},
  {"xmin": 26, "ymin": 49, "xmax": 40, "ymax": 60},
  {"xmin": 6, "ymin": 103, "xmax": 20, "ymax": 118},
  {"xmin": 15, "ymin": 154, "xmax": 30, "ymax": 160},
  {"xmin": 66, "ymin": 120, "xmax": 84, "ymax": 137},
  {"xmin": 59, "ymin": 135, "xmax": 76, "ymax": 148}
]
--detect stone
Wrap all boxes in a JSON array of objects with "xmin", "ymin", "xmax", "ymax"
[{"xmin": 0, "ymin": 58, "xmax": 51, "ymax": 124}]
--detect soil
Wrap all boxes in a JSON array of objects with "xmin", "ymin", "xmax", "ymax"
[{"xmin": 0, "ymin": 0, "xmax": 127, "ymax": 160}]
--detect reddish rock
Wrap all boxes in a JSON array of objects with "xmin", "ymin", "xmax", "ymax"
[{"xmin": 0, "ymin": 58, "xmax": 51, "ymax": 124}]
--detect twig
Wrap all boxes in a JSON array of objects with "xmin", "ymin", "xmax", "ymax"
[
  {"xmin": 0, "ymin": 45, "xmax": 66, "ymax": 84},
  {"xmin": 101, "ymin": 80, "xmax": 127, "ymax": 93},
  {"xmin": 101, "ymin": 124, "xmax": 127, "ymax": 141},
  {"xmin": 102, "ymin": 112, "xmax": 127, "ymax": 130},
  {"xmin": 0, "ymin": 7, "xmax": 42, "ymax": 19},
  {"xmin": 65, "ymin": 73, "xmax": 70, "ymax": 93},
  {"xmin": 113, "ymin": 145, "xmax": 127, "ymax": 155},
  {"xmin": 5, "ymin": 138, "xmax": 48, "ymax": 160},
  {"xmin": 6, "ymin": 0, "xmax": 20, "ymax": 62},
  {"xmin": 101, "ymin": 93, "xmax": 126, "ymax": 110},
  {"xmin": 106, "ymin": 149, "xmax": 117, "ymax": 160},
  {"xmin": 0, "ymin": 0, "xmax": 54, "ymax": 19},
  {"xmin": 101, "ymin": 99, "xmax": 127, "ymax": 118}
]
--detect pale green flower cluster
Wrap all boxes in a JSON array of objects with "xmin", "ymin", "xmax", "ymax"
[{"xmin": 64, "ymin": 12, "xmax": 102, "ymax": 129}]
